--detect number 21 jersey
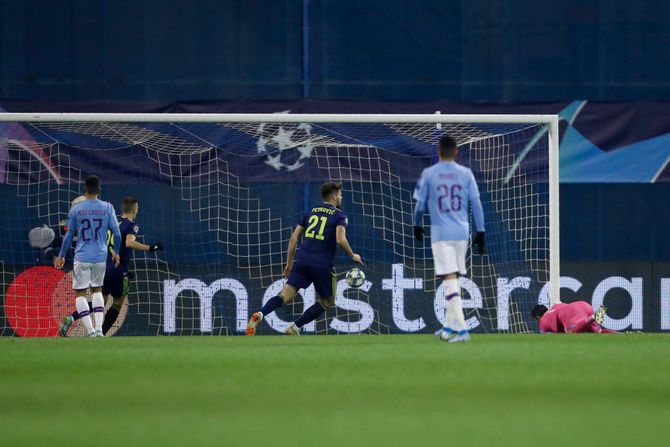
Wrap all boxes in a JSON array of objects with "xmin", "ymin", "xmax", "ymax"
[{"xmin": 296, "ymin": 203, "xmax": 347, "ymax": 270}]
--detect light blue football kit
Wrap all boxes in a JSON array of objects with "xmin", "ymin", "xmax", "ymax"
[
  {"xmin": 59, "ymin": 198, "xmax": 121, "ymax": 290},
  {"xmin": 413, "ymin": 161, "xmax": 485, "ymax": 240}
]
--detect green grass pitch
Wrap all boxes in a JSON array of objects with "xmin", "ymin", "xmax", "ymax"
[{"xmin": 1, "ymin": 334, "xmax": 669, "ymax": 447}]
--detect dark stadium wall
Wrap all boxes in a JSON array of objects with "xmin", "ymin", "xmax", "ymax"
[
  {"xmin": 560, "ymin": 184, "xmax": 670, "ymax": 262},
  {"xmin": 1, "ymin": 0, "xmax": 669, "ymax": 101}
]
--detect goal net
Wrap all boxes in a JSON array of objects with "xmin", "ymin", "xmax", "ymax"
[{"xmin": 0, "ymin": 113, "xmax": 559, "ymax": 336}]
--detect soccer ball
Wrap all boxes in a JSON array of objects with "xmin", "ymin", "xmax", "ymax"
[{"xmin": 345, "ymin": 268, "xmax": 366, "ymax": 288}]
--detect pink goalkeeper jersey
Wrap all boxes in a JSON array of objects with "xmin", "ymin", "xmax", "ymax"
[{"xmin": 538, "ymin": 301, "xmax": 595, "ymax": 334}]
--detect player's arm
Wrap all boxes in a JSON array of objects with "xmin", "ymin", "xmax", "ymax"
[
  {"xmin": 108, "ymin": 206, "xmax": 122, "ymax": 267},
  {"xmin": 469, "ymin": 172, "xmax": 486, "ymax": 253},
  {"xmin": 336, "ymin": 226, "xmax": 363, "ymax": 265},
  {"xmin": 54, "ymin": 210, "xmax": 77, "ymax": 269},
  {"xmin": 412, "ymin": 170, "xmax": 429, "ymax": 240},
  {"xmin": 283, "ymin": 225, "xmax": 304, "ymax": 278},
  {"xmin": 126, "ymin": 234, "xmax": 163, "ymax": 252},
  {"xmin": 109, "ymin": 207, "xmax": 122, "ymax": 256},
  {"xmin": 537, "ymin": 316, "xmax": 556, "ymax": 334}
]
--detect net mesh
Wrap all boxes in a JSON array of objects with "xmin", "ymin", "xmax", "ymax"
[{"xmin": 0, "ymin": 117, "xmax": 552, "ymax": 336}]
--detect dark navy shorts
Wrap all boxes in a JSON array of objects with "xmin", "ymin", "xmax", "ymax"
[
  {"xmin": 286, "ymin": 261, "xmax": 336, "ymax": 298},
  {"xmin": 102, "ymin": 268, "xmax": 130, "ymax": 298}
]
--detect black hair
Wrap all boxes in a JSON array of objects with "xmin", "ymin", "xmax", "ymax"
[
  {"xmin": 320, "ymin": 182, "xmax": 342, "ymax": 199},
  {"xmin": 531, "ymin": 304, "xmax": 548, "ymax": 320},
  {"xmin": 85, "ymin": 175, "xmax": 101, "ymax": 195},
  {"xmin": 438, "ymin": 135, "xmax": 458, "ymax": 158}
]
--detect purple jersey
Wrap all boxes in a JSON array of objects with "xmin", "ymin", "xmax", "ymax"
[
  {"xmin": 295, "ymin": 203, "xmax": 347, "ymax": 270},
  {"xmin": 106, "ymin": 217, "xmax": 140, "ymax": 273}
]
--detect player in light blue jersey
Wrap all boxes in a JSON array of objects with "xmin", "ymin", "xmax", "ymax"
[
  {"xmin": 54, "ymin": 175, "xmax": 121, "ymax": 337},
  {"xmin": 413, "ymin": 135, "xmax": 485, "ymax": 343}
]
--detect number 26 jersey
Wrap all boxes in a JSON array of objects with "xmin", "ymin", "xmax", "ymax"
[{"xmin": 413, "ymin": 161, "xmax": 484, "ymax": 242}]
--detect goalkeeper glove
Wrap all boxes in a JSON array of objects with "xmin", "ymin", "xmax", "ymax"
[
  {"xmin": 473, "ymin": 232, "xmax": 485, "ymax": 254},
  {"xmin": 149, "ymin": 241, "xmax": 164, "ymax": 252},
  {"xmin": 413, "ymin": 226, "xmax": 425, "ymax": 241}
]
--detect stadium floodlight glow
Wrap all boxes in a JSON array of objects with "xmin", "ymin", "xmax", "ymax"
[{"xmin": 0, "ymin": 112, "xmax": 558, "ymax": 335}]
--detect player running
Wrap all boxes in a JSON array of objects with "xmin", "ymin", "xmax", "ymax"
[
  {"xmin": 58, "ymin": 197, "xmax": 163, "ymax": 336},
  {"xmin": 532, "ymin": 301, "xmax": 616, "ymax": 334},
  {"xmin": 413, "ymin": 135, "xmax": 485, "ymax": 343},
  {"xmin": 246, "ymin": 182, "xmax": 363, "ymax": 336},
  {"xmin": 54, "ymin": 175, "xmax": 121, "ymax": 337}
]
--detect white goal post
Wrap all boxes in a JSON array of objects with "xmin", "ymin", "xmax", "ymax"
[{"xmin": 0, "ymin": 112, "xmax": 559, "ymax": 336}]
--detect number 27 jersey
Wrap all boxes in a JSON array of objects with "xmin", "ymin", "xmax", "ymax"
[
  {"xmin": 60, "ymin": 198, "xmax": 120, "ymax": 264},
  {"xmin": 296, "ymin": 203, "xmax": 347, "ymax": 270}
]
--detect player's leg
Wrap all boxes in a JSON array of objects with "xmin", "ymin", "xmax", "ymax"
[
  {"xmin": 72, "ymin": 262, "xmax": 96, "ymax": 336},
  {"xmin": 433, "ymin": 241, "xmax": 469, "ymax": 342},
  {"xmin": 59, "ymin": 292, "xmax": 92, "ymax": 336},
  {"xmin": 58, "ymin": 314, "xmax": 75, "ymax": 336},
  {"xmin": 442, "ymin": 275, "xmax": 472, "ymax": 343},
  {"xmin": 588, "ymin": 305, "xmax": 616, "ymax": 332},
  {"xmin": 565, "ymin": 313, "xmax": 598, "ymax": 333},
  {"xmin": 246, "ymin": 271, "xmax": 302, "ymax": 335},
  {"xmin": 287, "ymin": 268, "xmax": 336, "ymax": 335},
  {"xmin": 102, "ymin": 272, "xmax": 127, "ymax": 335},
  {"xmin": 446, "ymin": 240, "xmax": 471, "ymax": 342},
  {"xmin": 102, "ymin": 294, "xmax": 124, "ymax": 335},
  {"xmin": 74, "ymin": 290, "xmax": 96, "ymax": 336},
  {"xmin": 89, "ymin": 262, "xmax": 107, "ymax": 336},
  {"xmin": 446, "ymin": 241, "xmax": 470, "ymax": 343},
  {"xmin": 569, "ymin": 315, "xmax": 617, "ymax": 333},
  {"xmin": 431, "ymin": 241, "xmax": 455, "ymax": 338},
  {"xmin": 90, "ymin": 287, "xmax": 105, "ymax": 336}
]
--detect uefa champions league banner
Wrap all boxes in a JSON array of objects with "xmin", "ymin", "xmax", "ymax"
[
  {"xmin": 1, "ymin": 261, "xmax": 668, "ymax": 336},
  {"xmin": 3, "ymin": 99, "xmax": 670, "ymax": 182}
]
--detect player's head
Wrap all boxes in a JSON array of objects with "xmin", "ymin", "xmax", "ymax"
[
  {"xmin": 438, "ymin": 135, "xmax": 458, "ymax": 160},
  {"xmin": 84, "ymin": 175, "xmax": 101, "ymax": 197},
  {"xmin": 122, "ymin": 196, "xmax": 139, "ymax": 220},
  {"xmin": 320, "ymin": 182, "xmax": 343, "ymax": 207},
  {"xmin": 71, "ymin": 195, "xmax": 86, "ymax": 209},
  {"xmin": 531, "ymin": 304, "xmax": 548, "ymax": 320}
]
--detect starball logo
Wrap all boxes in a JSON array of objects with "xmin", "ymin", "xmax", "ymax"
[{"xmin": 256, "ymin": 119, "xmax": 315, "ymax": 172}]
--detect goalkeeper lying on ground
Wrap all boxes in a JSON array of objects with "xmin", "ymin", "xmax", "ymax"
[{"xmin": 531, "ymin": 301, "xmax": 616, "ymax": 334}]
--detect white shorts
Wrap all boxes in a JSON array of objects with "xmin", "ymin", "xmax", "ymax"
[
  {"xmin": 72, "ymin": 261, "xmax": 106, "ymax": 290},
  {"xmin": 431, "ymin": 240, "xmax": 468, "ymax": 276}
]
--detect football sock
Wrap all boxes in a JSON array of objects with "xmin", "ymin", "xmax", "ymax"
[
  {"xmin": 102, "ymin": 303, "xmax": 121, "ymax": 335},
  {"xmin": 294, "ymin": 302, "xmax": 326, "ymax": 329},
  {"xmin": 70, "ymin": 301, "xmax": 91, "ymax": 321},
  {"xmin": 444, "ymin": 278, "xmax": 467, "ymax": 332},
  {"xmin": 448, "ymin": 296, "xmax": 467, "ymax": 332},
  {"xmin": 260, "ymin": 295, "xmax": 283, "ymax": 316},
  {"xmin": 76, "ymin": 296, "xmax": 94, "ymax": 334},
  {"xmin": 91, "ymin": 292, "xmax": 105, "ymax": 332}
]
